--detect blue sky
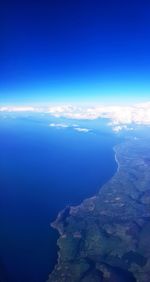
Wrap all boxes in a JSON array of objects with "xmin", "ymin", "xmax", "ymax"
[{"xmin": 1, "ymin": 0, "xmax": 150, "ymax": 105}]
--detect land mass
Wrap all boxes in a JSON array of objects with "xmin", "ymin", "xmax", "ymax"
[{"xmin": 47, "ymin": 136, "xmax": 150, "ymax": 282}]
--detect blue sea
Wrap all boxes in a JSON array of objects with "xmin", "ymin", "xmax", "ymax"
[{"xmin": 0, "ymin": 114, "xmax": 117, "ymax": 282}]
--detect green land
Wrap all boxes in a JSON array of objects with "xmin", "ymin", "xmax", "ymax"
[{"xmin": 48, "ymin": 136, "xmax": 150, "ymax": 282}]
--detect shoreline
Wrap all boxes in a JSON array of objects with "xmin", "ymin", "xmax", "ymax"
[
  {"xmin": 48, "ymin": 143, "xmax": 120, "ymax": 280},
  {"xmin": 47, "ymin": 136, "xmax": 150, "ymax": 282},
  {"xmin": 113, "ymin": 145, "xmax": 120, "ymax": 173}
]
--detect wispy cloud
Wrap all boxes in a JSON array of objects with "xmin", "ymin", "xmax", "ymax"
[
  {"xmin": 49, "ymin": 123, "xmax": 69, "ymax": 128},
  {"xmin": 74, "ymin": 127, "xmax": 90, "ymax": 133},
  {"xmin": 0, "ymin": 106, "xmax": 42, "ymax": 112},
  {"xmin": 49, "ymin": 123, "xmax": 90, "ymax": 133}
]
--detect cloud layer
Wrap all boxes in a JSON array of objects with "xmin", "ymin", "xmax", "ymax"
[
  {"xmin": 1, "ymin": 102, "xmax": 150, "ymax": 126},
  {"xmin": 47, "ymin": 102, "xmax": 150, "ymax": 125}
]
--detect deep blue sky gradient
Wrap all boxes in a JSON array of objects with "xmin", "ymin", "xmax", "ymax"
[{"xmin": 1, "ymin": 0, "xmax": 150, "ymax": 104}]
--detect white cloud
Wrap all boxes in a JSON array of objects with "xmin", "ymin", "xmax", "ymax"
[
  {"xmin": 47, "ymin": 102, "xmax": 150, "ymax": 126},
  {"xmin": 49, "ymin": 123, "xmax": 69, "ymax": 128},
  {"xmin": 1, "ymin": 101, "xmax": 150, "ymax": 127},
  {"xmin": 0, "ymin": 106, "xmax": 42, "ymax": 112},
  {"xmin": 112, "ymin": 125, "xmax": 134, "ymax": 132},
  {"xmin": 49, "ymin": 123, "xmax": 90, "ymax": 133},
  {"xmin": 0, "ymin": 107, "xmax": 8, "ymax": 112},
  {"xmin": 74, "ymin": 127, "xmax": 90, "ymax": 133}
]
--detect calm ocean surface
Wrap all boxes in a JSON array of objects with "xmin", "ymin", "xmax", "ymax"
[{"xmin": 0, "ymin": 116, "xmax": 117, "ymax": 282}]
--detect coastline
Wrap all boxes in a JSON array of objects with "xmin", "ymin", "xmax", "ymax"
[
  {"xmin": 47, "ymin": 143, "xmax": 120, "ymax": 281},
  {"xmin": 113, "ymin": 145, "xmax": 120, "ymax": 173},
  {"xmin": 48, "ymin": 137, "xmax": 150, "ymax": 281}
]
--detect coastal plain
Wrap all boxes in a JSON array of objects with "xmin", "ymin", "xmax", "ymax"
[{"xmin": 48, "ymin": 136, "xmax": 150, "ymax": 282}]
